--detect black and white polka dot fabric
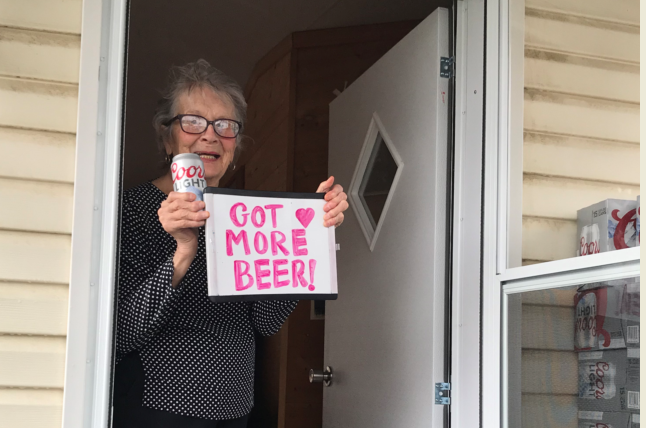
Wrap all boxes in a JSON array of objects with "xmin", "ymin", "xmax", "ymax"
[{"xmin": 116, "ymin": 182, "xmax": 297, "ymax": 420}]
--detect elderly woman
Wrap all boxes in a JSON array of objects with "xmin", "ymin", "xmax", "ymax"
[{"xmin": 113, "ymin": 60, "xmax": 348, "ymax": 428}]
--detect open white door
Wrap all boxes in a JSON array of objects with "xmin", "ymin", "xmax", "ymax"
[{"xmin": 323, "ymin": 8, "xmax": 449, "ymax": 427}]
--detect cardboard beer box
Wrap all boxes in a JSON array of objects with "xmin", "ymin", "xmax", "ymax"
[
  {"xmin": 575, "ymin": 279, "xmax": 641, "ymax": 351},
  {"xmin": 578, "ymin": 349, "xmax": 640, "ymax": 414},
  {"xmin": 637, "ymin": 196, "xmax": 640, "ymax": 246},
  {"xmin": 575, "ymin": 279, "xmax": 640, "ymax": 351},
  {"xmin": 204, "ymin": 188, "xmax": 338, "ymax": 302},
  {"xmin": 577, "ymin": 199, "xmax": 638, "ymax": 256},
  {"xmin": 578, "ymin": 411, "xmax": 640, "ymax": 428}
]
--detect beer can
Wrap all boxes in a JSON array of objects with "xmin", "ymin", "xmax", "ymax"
[
  {"xmin": 171, "ymin": 153, "xmax": 207, "ymax": 201},
  {"xmin": 589, "ymin": 223, "xmax": 600, "ymax": 255},
  {"xmin": 580, "ymin": 224, "xmax": 600, "ymax": 256},
  {"xmin": 579, "ymin": 225, "xmax": 588, "ymax": 256},
  {"xmin": 575, "ymin": 290, "xmax": 598, "ymax": 351}
]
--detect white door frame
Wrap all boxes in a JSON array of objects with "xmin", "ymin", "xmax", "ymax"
[
  {"xmin": 58, "ymin": 0, "xmax": 572, "ymax": 426},
  {"xmin": 480, "ymin": 0, "xmax": 641, "ymax": 427},
  {"xmin": 449, "ymin": 0, "xmax": 485, "ymax": 427},
  {"xmin": 62, "ymin": 0, "xmax": 128, "ymax": 425}
]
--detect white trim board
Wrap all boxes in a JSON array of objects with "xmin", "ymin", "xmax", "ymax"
[
  {"xmin": 502, "ymin": 257, "xmax": 640, "ymax": 294},
  {"xmin": 500, "ymin": 246, "xmax": 640, "ymax": 283},
  {"xmin": 450, "ymin": 0, "xmax": 486, "ymax": 427},
  {"xmin": 481, "ymin": 0, "xmax": 503, "ymax": 426},
  {"xmin": 62, "ymin": 0, "xmax": 127, "ymax": 426}
]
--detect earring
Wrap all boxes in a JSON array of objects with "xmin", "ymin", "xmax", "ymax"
[
  {"xmin": 165, "ymin": 153, "xmax": 173, "ymax": 164},
  {"xmin": 233, "ymin": 164, "xmax": 236, "ymax": 171}
]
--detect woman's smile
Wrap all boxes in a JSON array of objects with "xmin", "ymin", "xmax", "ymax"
[{"xmin": 195, "ymin": 151, "xmax": 221, "ymax": 163}]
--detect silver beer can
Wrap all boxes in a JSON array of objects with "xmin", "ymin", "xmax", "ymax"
[
  {"xmin": 575, "ymin": 290, "xmax": 598, "ymax": 351},
  {"xmin": 579, "ymin": 224, "xmax": 600, "ymax": 256},
  {"xmin": 171, "ymin": 153, "xmax": 207, "ymax": 201}
]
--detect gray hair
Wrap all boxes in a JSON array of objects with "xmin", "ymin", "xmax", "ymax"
[{"xmin": 152, "ymin": 59, "xmax": 247, "ymax": 160}]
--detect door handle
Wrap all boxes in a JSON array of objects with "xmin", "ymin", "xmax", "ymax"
[{"xmin": 309, "ymin": 366, "xmax": 333, "ymax": 386}]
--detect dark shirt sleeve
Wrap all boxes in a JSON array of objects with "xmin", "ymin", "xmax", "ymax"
[
  {"xmin": 250, "ymin": 301, "xmax": 298, "ymax": 336},
  {"xmin": 116, "ymin": 197, "xmax": 185, "ymax": 358}
]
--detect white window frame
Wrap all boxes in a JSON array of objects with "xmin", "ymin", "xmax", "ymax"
[
  {"xmin": 480, "ymin": 0, "xmax": 641, "ymax": 427},
  {"xmin": 500, "ymin": 257, "xmax": 640, "ymax": 428},
  {"xmin": 449, "ymin": 1, "xmax": 486, "ymax": 427},
  {"xmin": 62, "ymin": 0, "xmax": 128, "ymax": 426}
]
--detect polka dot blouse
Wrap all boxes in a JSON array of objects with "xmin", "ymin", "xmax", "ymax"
[{"xmin": 116, "ymin": 182, "xmax": 298, "ymax": 420}]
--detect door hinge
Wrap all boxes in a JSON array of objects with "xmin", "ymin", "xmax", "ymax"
[
  {"xmin": 440, "ymin": 57, "xmax": 454, "ymax": 78},
  {"xmin": 435, "ymin": 382, "xmax": 451, "ymax": 405}
]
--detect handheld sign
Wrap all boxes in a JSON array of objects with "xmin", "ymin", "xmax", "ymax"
[{"xmin": 204, "ymin": 188, "xmax": 338, "ymax": 302}]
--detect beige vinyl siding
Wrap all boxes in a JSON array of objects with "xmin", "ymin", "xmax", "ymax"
[
  {"xmin": 519, "ymin": 3, "xmax": 639, "ymax": 426},
  {"xmin": 0, "ymin": 1, "xmax": 81, "ymax": 427},
  {"xmin": 0, "ymin": 0, "xmax": 82, "ymax": 34},
  {"xmin": 521, "ymin": 0, "xmax": 640, "ymax": 264},
  {"xmin": 520, "ymin": 288, "xmax": 578, "ymax": 428}
]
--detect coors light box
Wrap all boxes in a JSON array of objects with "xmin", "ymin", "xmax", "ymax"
[
  {"xmin": 578, "ymin": 349, "xmax": 640, "ymax": 414},
  {"xmin": 578, "ymin": 411, "xmax": 640, "ymax": 428},
  {"xmin": 575, "ymin": 279, "xmax": 640, "ymax": 352},
  {"xmin": 577, "ymin": 199, "xmax": 638, "ymax": 256}
]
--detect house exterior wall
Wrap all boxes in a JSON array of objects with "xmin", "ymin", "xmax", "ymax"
[
  {"xmin": 518, "ymin": 1, "xmax": 640, "ymax": 427},
  {"xmin": 0, "ymin": 0, "xmax": 82, "ymax": 426},
  {"xmin": 0, "ymin": 0, "xmax": 637, "ymax": 426},
  {"xmin": 521, "ymin": 0, "xmax": 640, "ymax": 264}
]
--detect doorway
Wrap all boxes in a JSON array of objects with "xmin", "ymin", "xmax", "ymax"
[{"xmin": 117, "ymin": 1, "xmax": 452, "ymax": 427}]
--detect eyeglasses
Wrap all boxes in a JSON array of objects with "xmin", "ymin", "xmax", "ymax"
[{"xmin": 164, "ymin": 114, "xmax": 242, "ymax": 138}]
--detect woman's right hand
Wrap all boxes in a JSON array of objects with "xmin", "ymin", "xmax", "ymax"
[{"xmin": 158, "ymin": 192, "xmax": 210, "ymax": 287}]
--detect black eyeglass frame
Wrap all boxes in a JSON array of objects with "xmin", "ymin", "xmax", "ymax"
[{"xmin": 163, "ymin": 114, "xmax": 243, "ymax": 138}]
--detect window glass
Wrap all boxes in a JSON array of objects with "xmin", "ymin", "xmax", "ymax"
[
  {"xmin": 507, "ymin": 276, "xmax": 640, "ymax": 427},
  {"xmin": 517, "ymin": 0, "xmax": 640, "ymax": 265},
  {"xmin": 358, "ymin": 133, "xmax": 398, "ymax": 230}
]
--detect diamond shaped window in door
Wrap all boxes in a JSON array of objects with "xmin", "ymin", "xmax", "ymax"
[{"xmin": 349, "ymin": 113, "xmax": 403, "ymax": 251}]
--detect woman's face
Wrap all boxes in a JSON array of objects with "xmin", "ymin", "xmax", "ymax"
[{"xmin": 165, "ymin": 88, "xmax": 237, "ymax": 186}]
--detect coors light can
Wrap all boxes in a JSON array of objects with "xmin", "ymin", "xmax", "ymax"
[
  {"xmin": 171, "ymin": 153, "xmax": 207, "ymax": 201},
  {"xmin": 575, "ymin": 290, "xmax": 598, "ymax": 351},
  {"xmin": 579, "ymin": 224, "xmax": 601, "ymax": 257}
]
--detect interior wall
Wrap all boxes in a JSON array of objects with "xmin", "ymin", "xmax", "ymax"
[
  {"xmin": 122, "ymin": 1, "xmax": 250, "ymax": 190},
  {"xmin": 121, "ymin": 0, "xmax": 442, "ymax": 191},
  {"xmin": 237, "ymin": 47, "xmax": 294, "ymax": 428}
]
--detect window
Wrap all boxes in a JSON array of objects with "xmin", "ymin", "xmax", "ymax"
[
  {"xmin": 481, "ymin": 1, "xmax": 641, "ymax": 427},
  {"xmin": 510, "ymin": 0, "xmax": 640, "ymax": 267},
  {"xmin": 348, "ymin": 114, "xmax": 403, "ymax": 250},
  {"xmin": 505, "ymin": 274, "xmax": 640, "ymax": 428},
  {"xmin": 357, "ymin": 133, "xmax": 398, "ymax": 229}
]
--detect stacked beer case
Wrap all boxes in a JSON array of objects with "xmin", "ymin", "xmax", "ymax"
[
  {"xmin": 578, "ymin": 412, "xmax": 640, "ymax": 428},
  {"xmin": 575, "ymin": 278, "xmax": 640, "ymax": 428},
  {"xmin": 577, "ymin": 197, "xmax": 640, "ymax": 257}
]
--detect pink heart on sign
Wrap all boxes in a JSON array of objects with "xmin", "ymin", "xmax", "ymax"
[{"xmin": 295, "ymin": 208, "xmax": 315, "ymax": 228}]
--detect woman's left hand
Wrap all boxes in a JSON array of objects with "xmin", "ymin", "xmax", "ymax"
[{"xmin": 317, "ymin": 176, "xmax": 349, "ymax": 228}]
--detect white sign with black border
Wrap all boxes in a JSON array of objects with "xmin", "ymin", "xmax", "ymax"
[{"xmin": 204, "ymin": 188, "xmax": 338, "ymax": 302}]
